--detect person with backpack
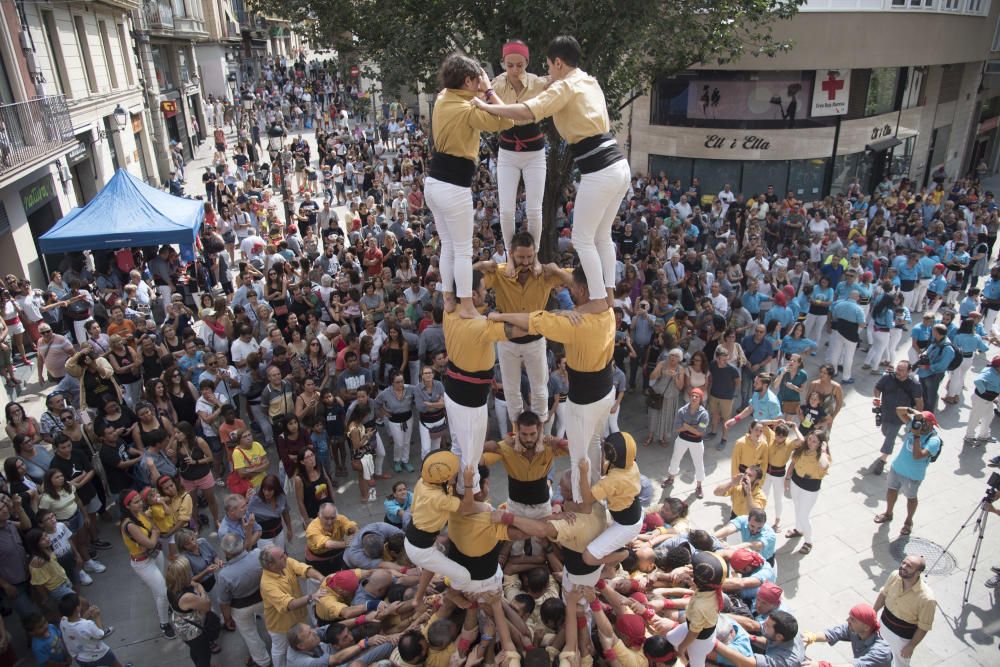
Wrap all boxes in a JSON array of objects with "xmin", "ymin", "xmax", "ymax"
[
  {"xmin": 873, "ymin": 409, "xmax": 942, "ymax": 537},
  {"xmin": 914, "ymin": 323, "xmax": 955, "ymax": 413}
]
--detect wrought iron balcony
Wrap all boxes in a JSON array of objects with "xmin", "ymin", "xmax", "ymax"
[
  {"xmin": 143, "ymin": 0, "xmax": 174, "ymax": 30},
  {"xmin": 0, "ymin": 96, "xmax": 75, "ymax": 177}
]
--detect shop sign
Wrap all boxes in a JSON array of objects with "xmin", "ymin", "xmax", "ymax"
[
  {"xmin": 131, "ymin": 113, "xmax": 143, "ymax": 134},
  {"xmin": 811, "ymin": 69, "xmax": 851, "ymax": 117},
  {"xmin": 66, "ymin": 141, "xmax": 89, "ymax": 166},
  {"xmin": 351, "ymin": 65, "xmax": 360, "ymax": 78},
  {"xmin": 160, "ymin": 100, "xmax": 179, "ymax": 117},
  {"xmin": 20, "ymin": 176, "xmax": 56, "ymax": 216}
]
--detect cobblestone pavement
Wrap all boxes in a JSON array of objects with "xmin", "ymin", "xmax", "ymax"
[{"xmin": 1, "ymin": 133, "xmax": 997, "ymax": 666}]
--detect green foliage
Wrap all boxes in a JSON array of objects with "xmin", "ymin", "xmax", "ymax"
[{"xmin": 248, "ymin": 0, "xmax": 805, "ymax": 258}]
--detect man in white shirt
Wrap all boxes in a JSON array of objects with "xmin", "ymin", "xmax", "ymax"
[
  {"xmin": 674, "ymin": 194, "xmax": 693, "ymax": 222},
  {"xmin": 718, "ymin": 184, "xmax": 736, "ymax": 216},
  {"xmin": 664, "ymin": 255, "xmax": 686, "ymax": 288},
  {"xmin": 231, "ymin": 325, "xmax": 261, "ymax": 369},
  {"xmin": 745, "ymin": 247, "xmax": 771, "ymax": 283},
  {"xmin": 709, "ymin": 282, "xmax": 729, "ymax": 315}
]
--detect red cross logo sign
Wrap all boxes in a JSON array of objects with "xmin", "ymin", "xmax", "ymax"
[{"xmin": 821, "ymin": 72, "xmax": 845, "ymax": 101}]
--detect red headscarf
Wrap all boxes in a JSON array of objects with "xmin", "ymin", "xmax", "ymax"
[
  {"xmin": 849, "ymin": 603, "xmax": 880, "ymax": 633},
  {"xmin": 615, "ymin": 613, "xmax": 646, "ymax": 649}
]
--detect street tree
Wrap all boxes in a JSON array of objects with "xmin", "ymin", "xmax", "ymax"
[{"xmin": 250, "ymin": 0, "xmax": 805, "ymax": 258}]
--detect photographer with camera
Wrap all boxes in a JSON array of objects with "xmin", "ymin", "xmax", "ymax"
[
  {"xmin": 914, "ymin": 323, "xmax": 955, "ymax": 413},
  {"xmin": 874, "ymin": 408, "xmax": 942, "ymax": 536},
  {"xmin": 869, "ymin": 360, "xmax": 923, "ymax": 476}
]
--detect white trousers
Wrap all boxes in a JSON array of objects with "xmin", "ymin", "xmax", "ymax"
[
  {"xmin": 418, "ymin": 418, "xmax": 446, "ymax": 460},
  {"xmin": 425, "ymin": 176, "xmax": 473, "ymax": 298},
  {"xmin": 498, "ymin": 338, "xmax": 550, "ymax": 423},
  {"xmin": 764, "ymin": 473, "xmax": 785, "ymax": 521},
  {"xmin": 667, "ymin": 623, "xmax": 714, "ymax": 667},
  {"xmin": 269, "ymin": 630, "xmax": 289, "ymax": 667},
  {"xmin": 946, "ymin": 356, "xmax": 973, "ymax": 398},
  {"xmin": 668, "ymin": 438, "xmax": 706, "ymax": 482},
  {"xmin": 827, "ymin": 332, "xmax": 858, "ymax": 381},
  {"xmin": 259, "ymin": 529, "xmax": 286, "ymax": 553},
  {"xmin": 880, "ymin": 624, "xmax": 913, "ymax": 667},
  {"xmin": 914, "ymin": 280, "xmax": 930, "ymax": 313},
  {"xmin": 603, "ymin": 408, "xmax": 621, "ymax": 436},
  {"xmin": 984, "ymin": 308, "xmax": 999, "ymax": 336},
  {"xmin": 566, "ymin": 390, "xmax": 616, "ymax": 502},
  {"xmin": 865, "ymin": 330, "xmax": 891, "ymax": 367},
  {"xmin": 385, "ymin": 418, "xmax": 413, "ymax": 463},
  {"xmin": 232, "ymin": 601, "xmax": 271, "ymax": 667},
  {"xmin": 572, "ymin": 160, "xmax": 630, "ymax": 300},
  {"xmin": 548, "ymin": 401, "xmax": 567, "ymax": 439},
  {"xmin": 887, "ymin": 329, "xmax": 903, "ymax": 364},
  {"xmin": 790, "ymin": 481, "xmax": 820, "ymax": 543},
  {"xmin": 404, "ymin": 538, "xmax": 472, "ymax": 587},
  {"xmin": 589, "ymin": 515, "xmax": 643, "ymax": 560},
  {"xmin": 901, "ymin": 288, "xmax": 920, "ymax": 313},
  {"xmin": 453, "ymin": 564, "xmax": 503, "ymax": 596},
  {"xmin": 494, "ymin": 397, "xmax": 511, "ymax": 439},
  {"xmin": 507, "ymin": 499, "xmax": 552, "ymax": 557},
  {"xmin": 445, "ymin": 394, "xmax": 488, "ymax": 492},
  {"xmin": 804, "ymin": 313, "xmax": 826, "ymax": 349},
  {"xmin": 965, "ymin": 393, "xmax": 995, "ymax": 438},
  {"xmin": 130, "ymin": 553, "xmax": 169, "ymax": 625},
  {"xmin": 497, "ymin": 148, "xmax": 545, "ymax": 250}
]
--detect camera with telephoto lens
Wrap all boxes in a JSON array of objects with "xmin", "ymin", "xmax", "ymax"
[
  {"xmin": 915, "ymin": 353, "xmax": 931, "ymax": 368},
  {"xmin": 985, "ymin": 472, "xmax": 1000, "ymax": 504},
  {"xmin": 872, "ymin": 404, "xmax": 882, "ymax": 427}
]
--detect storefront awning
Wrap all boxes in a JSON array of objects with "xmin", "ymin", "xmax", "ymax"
[{"xmin": 866, "ymin": 136, "xmax": 903, "ymax": 152}]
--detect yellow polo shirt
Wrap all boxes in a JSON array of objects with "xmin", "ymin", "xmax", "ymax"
[
  {"xmin": 730, "ymin": 429, "xmax": 772, "ymax": 477},
  {"xmin": 411, "ymin": 479, "xmax": 461, "ymax": 533},
  {"xmin": 527, "ymin": 309, "xmax": 614, "ymax": 372},
  {"xmin": 447, "ymin": 511, "xmax": 509, "ymax": 557},
  {"xmin": 492, "ymin": 72, "xmax": 547, "ymax": 122},
  {"xmin": 592, "ymin": 464, "xmax": 641, "ymax": 512},
  {"xmin": 315, "ymin": 567, "xmax": 364, "ymax": 621},
  {"xmin": 443, "ymin": 310, "xmax": 508, "ymax": 373},
  {"xmin": 686, "ymin": 590, "xmax": 720, "ymax": 634},
  {"xmin": 613, "ymin": 638, "xmax": 648, "ymax": 667},
  {"xmin": 880, "ymin": 571, "xmax": 936, "ymax": 631},
  {"xmin": 523, "ymin": 68, "xmax": 611, "ymax": 144},
  {"xmin": 261, "ymin": 556, "xmax": 310, "ymax": 633},
  {"xmin": 432, "ymin": 88, "xmax": 512, "ymax": 161},
  {"xmin": 305, "ymin": 514, "xmax": 358, "ymax": 555},
  {"xmin": 484, "ymin": 267, "xmax": 561, "ymax": 313}
]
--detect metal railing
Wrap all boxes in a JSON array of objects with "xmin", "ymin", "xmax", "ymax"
[
  {"xmin": 0, "ymin": 96, "xmax": 75, "ymax": 176},
  {"xmin": 143, "ymin": 0, "xmax": 175, "ymax": 30}
]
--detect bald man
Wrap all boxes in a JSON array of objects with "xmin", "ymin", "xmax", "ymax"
[{"xmin": 873, "ymin": 555, "xmax": 935, "ymax": 666}]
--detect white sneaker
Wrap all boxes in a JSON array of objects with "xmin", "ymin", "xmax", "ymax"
[
  {"xmin": 78, "ymin": 570, "xmax": 93, "ymax": 586},
  {"xmin": 84, "ymin": 559, "xmax": 106, "ymax": 573}
]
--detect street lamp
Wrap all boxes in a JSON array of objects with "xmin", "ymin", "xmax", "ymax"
[
  {"xmin": 267, "ymin": 123, "xmax": 292, "ymax": 223},
  {"xmin": 113, "ymin": 104, "xmax": 128, "ymax": 131}
]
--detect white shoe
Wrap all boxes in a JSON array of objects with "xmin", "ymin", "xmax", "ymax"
[
  {"xmin": 84, "ymin": 559, "xmax": 106, "ymax": 573},
  {"xmin": 78, "ymin": 570, "xmax": 93, "ymax": 586}
]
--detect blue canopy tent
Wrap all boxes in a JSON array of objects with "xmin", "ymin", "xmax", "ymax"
[{"xmin": 39, "ymin": 169, "xmax": 204, "ymax": 253}]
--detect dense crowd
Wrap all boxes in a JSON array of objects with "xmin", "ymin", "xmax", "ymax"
[{"xmin": 0, "ymin": 43, "xmax": 998, "ymax": 667}]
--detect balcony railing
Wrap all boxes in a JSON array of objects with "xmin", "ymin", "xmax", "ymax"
[
  {"xmin": 0, "ymin": 96, "xmax": 74, "ymax": 177},
  {"xmin": 143, "ymin": 0, "xmax": 174, "ymax": 30}
]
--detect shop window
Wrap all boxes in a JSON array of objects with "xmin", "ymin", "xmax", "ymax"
[
  {"xmin": 72, "ymin": 15, "xmax": 98, "ymax": 94},
  {"xmin": 691, "ymin": 159, "xmax": 742, "ymax": 206},
  {"xmin": 741, "ymin": 161, "xmax": 789, "ymax": 200},
  {"xmin": 788, "ymin": 159, "xmax": 828, "ymax": 199},
  {"xmin": 178, "ymin": 49, "xmax": 191, "ymax": 84},
  {"xmin": 865, "ymin": 68, "xmax": 900, "ymax": 117},
  {"xmin": 151, "ymin": 45, "xmax": 173, "ymax": 90}
]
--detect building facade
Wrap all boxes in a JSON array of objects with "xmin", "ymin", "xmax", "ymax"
[
  {"xmin": 1, "ymin": 0, "xmax": 154, "ymax": 284},
  {"xmin": 627, "ymin": 0, "xmax": 998, "ymax": 201},
  {"xmin": 195, "ymin": 0, "xmax": 242, "ymax": 103}
]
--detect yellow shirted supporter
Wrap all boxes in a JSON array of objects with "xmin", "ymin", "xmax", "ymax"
[
  {"xmin": 423, "ymin": 606, "xmax": 458, "ymax": 667},
  {"xmin": 305, "ymin": 514, "xmax": 358, "ymax": 555},
  {"xmin": 592, "ymin": 464, "xmax": 641, "ymax": 513},
  {"xmin": 410, "ymin": 478, "xmax": 462, "ymax": 534},
  {"xmin": 766, "ymin": 431, "xmax": 796, "ymax": 474},
  {"xmin": 523, "ymin": 68, "xmax": 611, "ymax": 144},
  {"xmin": 261, "ymin": 556, "xmax": 310, "ymax": 633},
  {"xmin": 527, "ymin": 309, "xmax": 614, "ymax": 372},
  {"xmin": 432, "ymin": 88, "xmax": 513, "ymax": 161},
  {"xmin": 723, "ymin": 483, "xmax": 768, "ymax": 517},
  {"xmin": 314, "ymin": 568, "xmax": 364, "ymax": 621},
  {"xmin": 792, "ymin": 452, "xmax": 831, "ymax": 481},
  {"xmin": 686, "ymin": 589, "xmax": 721, "ymax": 634},
  {"xmin": 492, "ymin": 72, "xmax": 547, "ymax": 119},
  {"xmin": 484, "ymin": 265, "xmax": 562, "ymax": 313},
  {"xmin": 483, "ymin": 438, "xmax": 567, "ymax": 506},
  {"xmin": 550, "ymin": 509, "xmax": 607, "ymax": 553},
  {"xmin": 122, "ymin": 512, "xmax": 156, "ymax": 558},
  {"xmin": 168, "ymin": 492, "xmax": 193, "ymax": 526},
  {"xmin": 447, "ymin": 511, "xmax": 509, "ymax": 558},
  {"xmin": 443, "ymin": 309, "xmax": 508, "ymax": 373},
  {"xmin": 612, "ymin": 638, "xmax": 648, "ymax": 667},
  {"xmin": 731, "ymin": 427, "xmax": 773, "ymax": 477}
]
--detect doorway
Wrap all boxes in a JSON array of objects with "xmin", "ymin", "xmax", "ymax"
[{"xmin": 27, "ymin": 200, "xmax": 59, "ymax": 283}]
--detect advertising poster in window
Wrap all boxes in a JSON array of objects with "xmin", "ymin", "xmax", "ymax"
[{"xmin": 685, "ymin": 76, "xmax": 812, "ymax": 126}]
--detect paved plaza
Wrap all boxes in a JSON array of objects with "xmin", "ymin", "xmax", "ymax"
[{"xmin": 0, "ymin": 135, "xmax": 997, "ymax": 667}]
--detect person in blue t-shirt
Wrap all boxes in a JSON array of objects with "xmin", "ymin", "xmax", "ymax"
[
  {"xmin": 714, "ymin": 507, "xmax": 777, "ymax": 564},
  {"xmin": 874, "ymin": 408, "xmax": 941, "ymax": 536},
  {"xmin": 26, "ymin": 612, "xmax": 71, "ymax": 667},
  {"xmin": 915, "ymin": 323, "xmax": 955, "ymax": 412}
]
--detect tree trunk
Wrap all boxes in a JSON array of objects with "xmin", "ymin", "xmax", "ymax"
[{"xmin": 540, "ymin": 126, "xmax": 574, "ymax": 263}]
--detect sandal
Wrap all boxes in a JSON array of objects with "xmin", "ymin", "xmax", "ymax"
[
  {"xmin": 901, "ymin": 521, "xmax": 912, "ymax": 536},
  {"xmin": 799, "ymin": 543, "xmax": 813, "ymax": 555},
  {"xmin": 772, "ymin": 520, "xmax": 781, "ymax": 531},
  {"xmin": 873, "ymin": 513, "xmax": 893, "ymax": 524},
  {"xmin": 784, "ymin": 529, "xmax": 803, "ymax": 538},
  {"xmin": 642, "ymin": 437, "xmax": 652, "ymax": 447},
  {"xmin": 661, "ymin": 475, "xmax": 675, "ymax": 488}
]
